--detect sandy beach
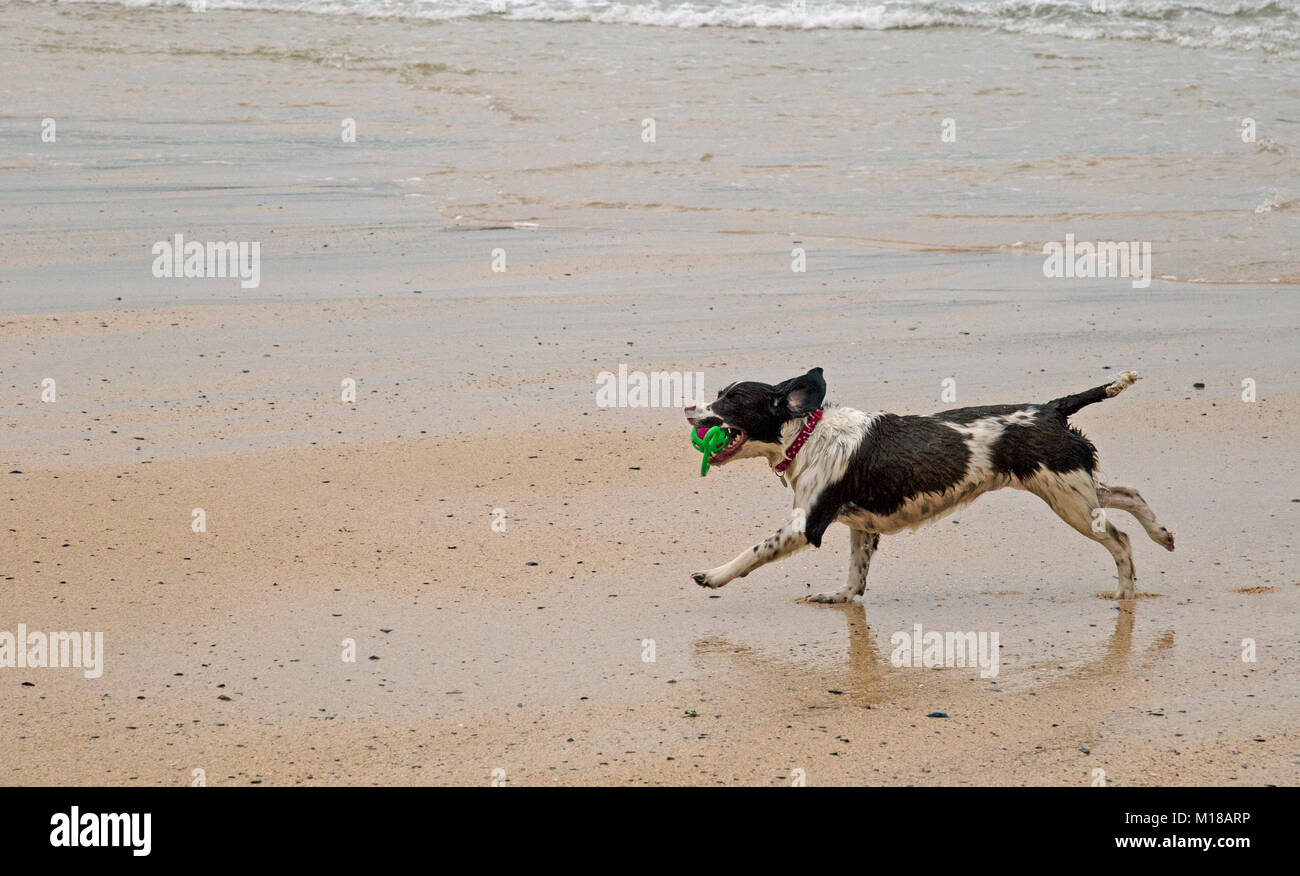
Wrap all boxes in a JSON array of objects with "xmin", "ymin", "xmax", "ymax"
[{"xmin": 2, "ymin": 0, "xmax": 1299, "ymax": 786}]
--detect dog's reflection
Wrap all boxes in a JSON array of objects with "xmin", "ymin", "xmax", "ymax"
[
  {"xmin": 692, "ymin": 603, "xmax": 901, "ymax": 707},
  {"xmin": 694, "ymin": 599, "xmax": 1162, "ymax": 700}
]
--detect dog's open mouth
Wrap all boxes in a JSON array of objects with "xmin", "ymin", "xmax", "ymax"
[{"xmin": 707, "ymin": 427, "xmax": 746, "ymax": 465}]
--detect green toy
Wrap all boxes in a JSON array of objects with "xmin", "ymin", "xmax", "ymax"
[{"xmin": 691, "ymin": 425, "xmax": 730, "ymax": 477}]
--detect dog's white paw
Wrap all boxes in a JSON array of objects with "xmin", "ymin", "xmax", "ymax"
[
  {"xmin": 804, "ymin": 589, "xmax": 853, "ymax": 604},
  {"xmin": 691, "ymin": 570, "xmax": 727, "ymax": 589}
]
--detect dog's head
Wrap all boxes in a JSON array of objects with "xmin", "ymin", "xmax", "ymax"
[{"xmin": 684, "ymin": 367, "xmax": 826, "ymax": 467}]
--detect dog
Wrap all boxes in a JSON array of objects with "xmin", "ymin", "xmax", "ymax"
[{"xmin": 684, "ymin": 367, "xmax": 1173, "ymax": 603}]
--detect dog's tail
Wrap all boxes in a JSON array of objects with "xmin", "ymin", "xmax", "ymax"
[{"xmin": 1048, "ymin": 370, "xmax": 1140, "ymax": 418}]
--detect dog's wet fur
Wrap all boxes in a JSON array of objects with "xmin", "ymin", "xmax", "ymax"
[{"xmin": 684, "ymin": 368, "xmax": 1174, "ymax": 603}]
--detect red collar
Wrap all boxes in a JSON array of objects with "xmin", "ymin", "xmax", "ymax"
[{"xmin": 773, "ymin": 409, "xmax": 823, "ymax": 475}]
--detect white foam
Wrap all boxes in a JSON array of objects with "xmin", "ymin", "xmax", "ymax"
[
  {"xmin": 36, "ymin": 0, "xmax": 1300, "ymax": 54},
  {"xmin": 1254, "ymin": 189, "xmax": 1295, "ymax": 213}
]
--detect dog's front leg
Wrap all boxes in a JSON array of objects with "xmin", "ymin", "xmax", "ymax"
[
  {"xmin": 806, "ymin": 529, "xmax": 879, "ymax": 604},
  {"xmin": 691, "ymin": 519, "xmax": 809, "ymax": 590}
]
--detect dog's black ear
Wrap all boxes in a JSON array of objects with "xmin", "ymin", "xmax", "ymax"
[{"xmin": 775, "ymin": 367, "xmax": 825, "ymax": 418}]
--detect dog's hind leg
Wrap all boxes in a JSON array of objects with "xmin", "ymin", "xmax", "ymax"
[
  {"xmin": 1023, "ymin": 468, "xmax": 1137, "ymax": 600},
  {"xmin": 1097, "ymin": 483, "xmax": 1175, "ymax": 552},
  {"xmin": 806, "ymin": 529, "xmax": 879, "ymax": 604},
  {"xmin": 691, "ymin": 517, "xmax": 809, "ymax": 590}
]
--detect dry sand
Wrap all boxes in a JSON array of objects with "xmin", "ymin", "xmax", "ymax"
[{"xmin": 2, "ymin": 3, "xmax": 1299, "ymax": 785}]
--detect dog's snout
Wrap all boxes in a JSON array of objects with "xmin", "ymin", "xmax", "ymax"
[{"xmin": 685, "ymin": 405, "xmax": 722, "ymax": 429}]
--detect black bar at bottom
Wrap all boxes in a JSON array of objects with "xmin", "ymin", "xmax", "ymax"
[{"xmin": 0, "ymin": 786, "xmax": 1282, "ymax": 861}]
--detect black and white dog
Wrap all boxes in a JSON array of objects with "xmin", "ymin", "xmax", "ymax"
[{"xmin": 685, "ymin": 368, "xmax": 1174, "ymax": 603}]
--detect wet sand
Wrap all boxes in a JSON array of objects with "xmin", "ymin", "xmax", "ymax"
[
  {"xmin": 4, "ymin": 297, "xmax": 1298, "ymax": 785},
  {"xmin": 2, "ymin": 3, "xmax": 1299, "ymax": 785}
]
